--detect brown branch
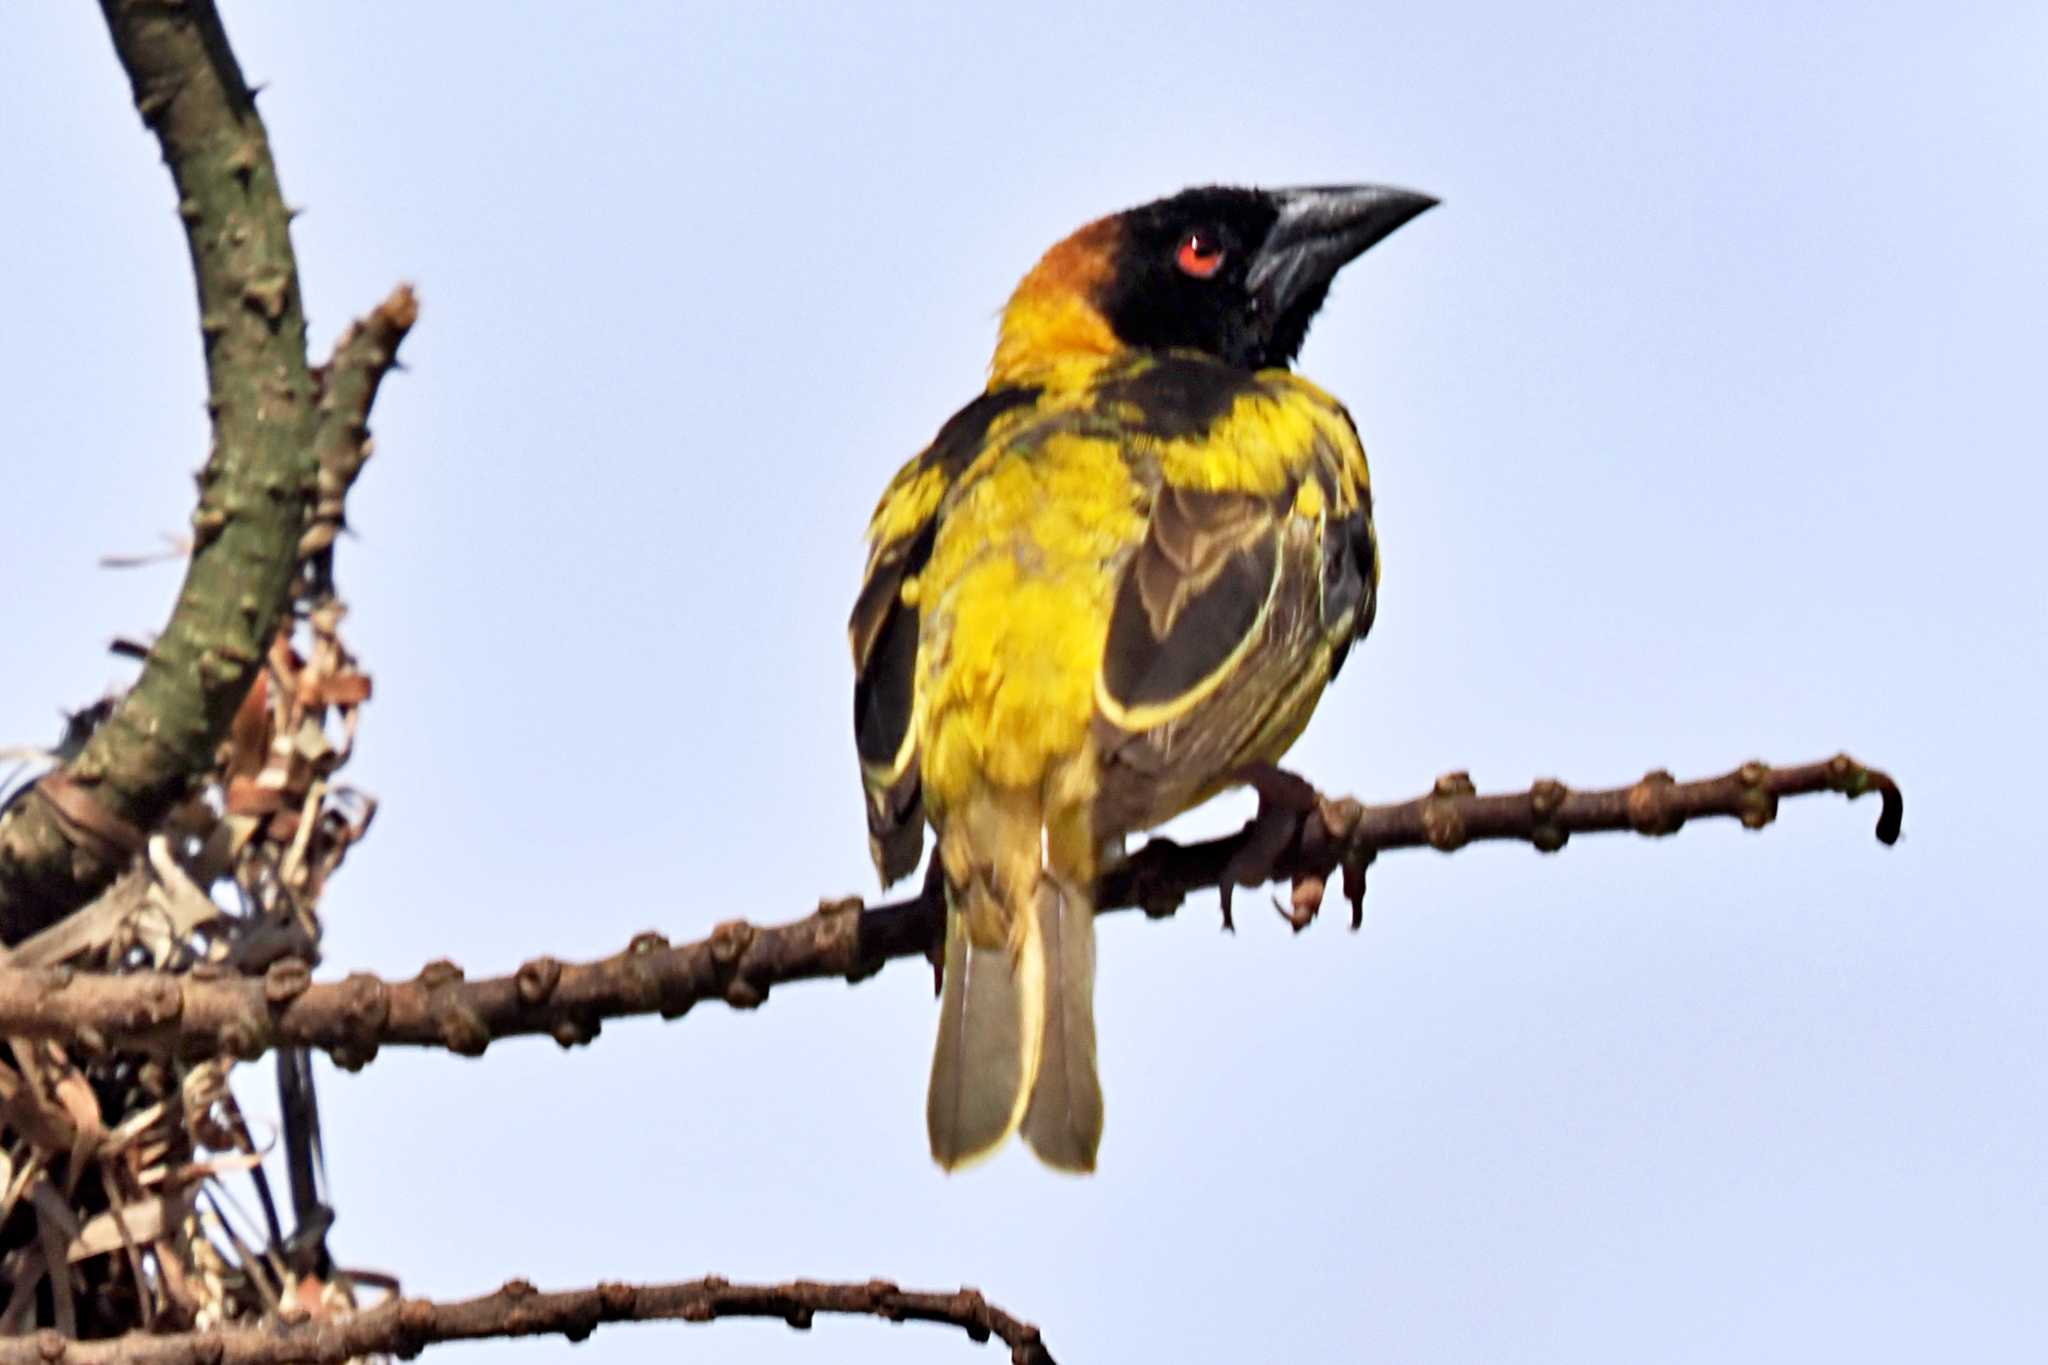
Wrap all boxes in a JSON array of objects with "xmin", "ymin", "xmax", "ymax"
[
  {"xmin": 0, "ymin": 755, "xmax": 1900, "ymax": 1064},
  {"xmin": 0, "ymin": 2, "xmax": 413, "ymax": 942},
  {"xmin": 301, "ymin": 285, "xmax": 420, "ymax": 568},
  {"xmin": 0, "ymin": 1276, "xmax": 1055, "ymax": 1364}
]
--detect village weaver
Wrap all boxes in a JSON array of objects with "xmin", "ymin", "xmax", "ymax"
[{"xmin": 850, "ymin": 183, "xmax": 1434, "ymax": 1172}]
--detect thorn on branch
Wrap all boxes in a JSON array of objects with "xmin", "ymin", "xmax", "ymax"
[{"xmin": 239, "ymin": 272, "xmax": 291, "ymax": 323}]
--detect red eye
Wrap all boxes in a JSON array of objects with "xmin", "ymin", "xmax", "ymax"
[{"xmin": 1174, "ymin": 230, "xmax": 1226, "ymax": 278}]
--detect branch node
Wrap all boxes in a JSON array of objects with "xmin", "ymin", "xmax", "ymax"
[
  {"xmin": 500, "ymin": 1278, "xmax": 538, "ymax": 1299},
  {"xmin": 1421, "ymin": 772, "xmax": 1473, "ymax": 850},
  {"xmin": 416, "ymin": 957, "xmax": 464, "ymax": 988},
  {"xmin": 341, "ymin": 970, "xmax": 391, "ymax": 1034},
  {"xmin": 954, "ymin": 1289, "xmax": 993, "ymax": 1342},
  {"xmin": 628, "ymin": 930, "xmax": 670, "ymax": 955},
  {"xmin": 550, "ymin": 1014, "xmax": 600, "ymax": 1049},
  {"xmin": 1431, "ymin": 770, "xmax": 1477, "ymax": 799},
  {"xmin": 514, "ymin": 954, "xmax": 562, "ymax": 1005},
  {"xmin": 1735, "ymin": 760, "xmax": 1777, "ymax": 830},
  {"xmin": 598, "ymin": 1281, "xmax": 637, "ymax": 1314},
  {"xmin": 146, "ymin": 975, "xmax": 185, "ymax": 1025},
  {"xmin": 709, "ymin": 919, "xmax": 754, "ymax": 966},
  {"xmin": 1626, "ymin": 769, "xmax": 1681, "ymax": 836},
  {"xmin": 33, "ymin": 1328, "xmax": 64, "ymax": 1362},
  {"xmin": 220, "ymin": 1018, "xmax": 267, "ymax": 1062},
  {"xmin": 262, "ymin": 954, "xmax": 311, "ymax": 1006},
  {"xmin": 1316, "ymin": 794, "xmax": 1363, "ymax": 842},
  {"xmin": 329, "ymin": 1039, "xmax": 380, "ymax": 1072},
  {"xmin": 1529, "ymin": 777, "xmax": 1570, "ymax": 852},
  {"xmin": 438, "ymin": 1004, "xmax": 491, "ymax": 1057}
]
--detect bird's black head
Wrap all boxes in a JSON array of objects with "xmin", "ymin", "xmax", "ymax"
[
  {"xmin": 990, "ymin": 183, "xmax": 1435, "ymax": 383},
  {"xmin": 1097, "ymin": 184, "xmax": 1436, "ymax": 371}
]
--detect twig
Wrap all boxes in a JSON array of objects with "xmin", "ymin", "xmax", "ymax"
[
  {"xmin": 0, "ymin": 755, "xmax": 1899, "ymax": 1063},
  {"xmin": 0, "ymin": 1275, "xmax": 1055, "ymax": 1364},
  {"xmin": 0, "ymin": 0, "xmax": 413, "ymax": 942},
  {"xmin": 301, "ymin": 286, "xmax": 420, "ymax": 568}
]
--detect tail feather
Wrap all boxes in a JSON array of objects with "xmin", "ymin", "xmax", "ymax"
[
  {"xmin": 1020, "ymin": 877, "xmax": 1102, "ymax": 1171},
  {"xmin": 927, "ymin": 896, "xmax": 1046, "ymax": 1170}
]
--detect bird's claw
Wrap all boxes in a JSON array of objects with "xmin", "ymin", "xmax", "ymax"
[
  {"xmin": 1342, "ymin": 853, "xmax": 1371, "ymax": 930},
  {"xmin": 1274, "ymin": 874, "xmax": 1326, "ymax": 933},
  {"xmin": 1217, "ymin": 763, "xmax": 1326, "ymax": 929}
]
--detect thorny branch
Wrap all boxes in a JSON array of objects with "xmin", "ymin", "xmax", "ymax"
[
  {"xmin": 0, "ymin": 0, "xmax": 414, "ymax": 941},
  {"xmin": 0, "ymin": 1275, "xmax": 1056, "ymax": 1364},
  {"xmin": 0, "ymin": 755, "xmax": 1901, "ymax": 1064}
]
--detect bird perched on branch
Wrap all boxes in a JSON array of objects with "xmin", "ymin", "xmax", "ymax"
[{"xmin": 850, "ymin": 183, "xmax": 1434, "ymax": 1172}]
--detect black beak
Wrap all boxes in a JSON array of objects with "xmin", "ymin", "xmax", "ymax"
[{"xmin": 1246, "ymin": 184, "xmax": 1438, "ymax": 321}]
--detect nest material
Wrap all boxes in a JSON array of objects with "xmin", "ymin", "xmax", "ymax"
[{"xmin": 0, "ymin": 597, "xmax": 385, "ymax": 1347}]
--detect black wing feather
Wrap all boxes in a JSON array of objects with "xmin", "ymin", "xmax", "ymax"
[{"xmin": 1101, "ymin": 485, "xmax": 1279, "ymax": 713}]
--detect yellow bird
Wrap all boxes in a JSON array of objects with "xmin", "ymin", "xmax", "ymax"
[{"xmin": 849, "ymin": 184, "xmax": 1434, "ymax": 1172}]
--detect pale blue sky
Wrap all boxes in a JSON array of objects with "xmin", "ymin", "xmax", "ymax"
[{"xmin": 3, "ymin": 3, "xmax": 2043, "ymax": 1361}]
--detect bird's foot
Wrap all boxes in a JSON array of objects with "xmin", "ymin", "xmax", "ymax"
[{"xmin": 1218, "ymin": 764, "xmax": 1327, "ymax": 932}]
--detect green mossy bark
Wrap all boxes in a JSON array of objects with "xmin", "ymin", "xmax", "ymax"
[{"xmin": 0, "ymin": 1, "xmax": 318, "ymax": 940}]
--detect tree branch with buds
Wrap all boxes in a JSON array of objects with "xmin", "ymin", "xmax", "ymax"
[
  {"xmin": 0, "ymin": 755, "xmax": 1900, "ymax": 1064},
  {"xmin": 0, "ymin": 1276, "xmax": 1056, "ymax": 1365}
]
